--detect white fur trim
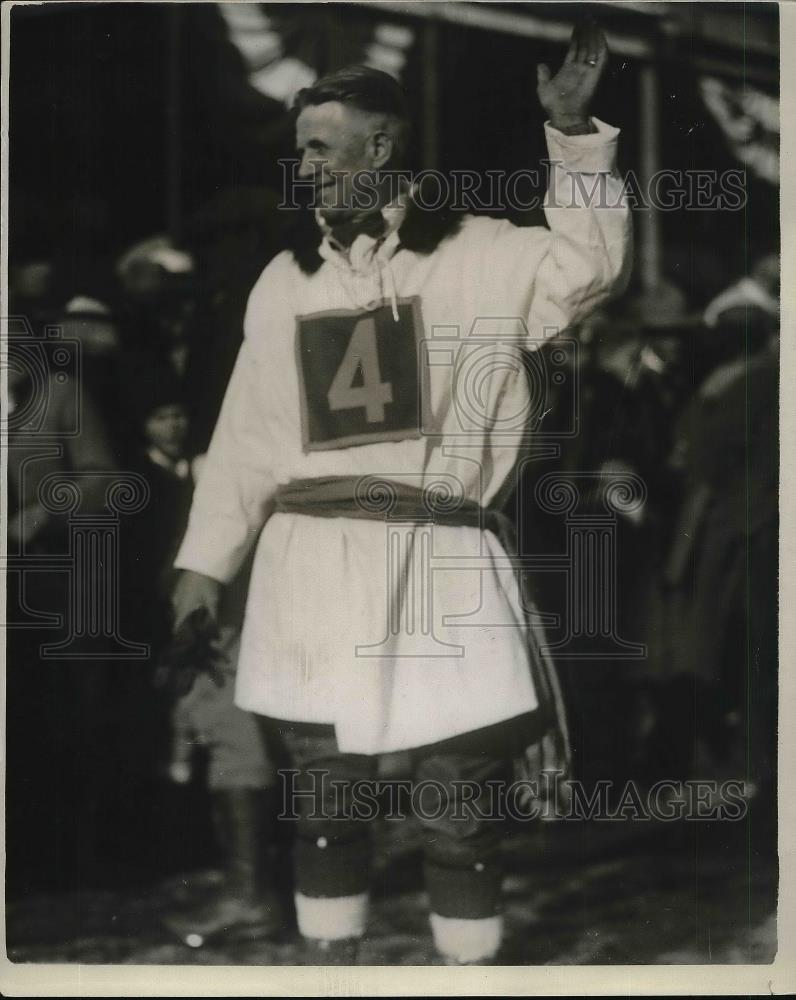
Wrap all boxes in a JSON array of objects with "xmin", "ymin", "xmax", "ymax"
[
  {"xmin": 430, "ymin": 913, "xmax": 503, "ymax": 964},
  {"xmin": 295, "ymin": 892, "xmax": 368, "ymax": 941}
]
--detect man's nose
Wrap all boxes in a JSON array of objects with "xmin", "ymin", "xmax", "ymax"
[{"xmin": 297, "ymin": 154, "xmax": 323, "ymax": 181}]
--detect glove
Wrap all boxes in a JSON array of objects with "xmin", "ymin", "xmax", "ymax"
[{"xmin": 154, "ymin": 606, "xmax": 227, "ymax": 699}]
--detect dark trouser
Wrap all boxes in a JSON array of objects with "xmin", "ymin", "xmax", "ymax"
[{"xmin": 261, "ymin": 718, "xmax": 511, "ymax": 961}]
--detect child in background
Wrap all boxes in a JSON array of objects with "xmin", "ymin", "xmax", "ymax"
[
  {"xmin": 163, "ymin": 622, "xmax": 283, "ymax": 945},
  {"xmin": 128, "ymin": 372, "xmax": 283, "ymax": 945}
]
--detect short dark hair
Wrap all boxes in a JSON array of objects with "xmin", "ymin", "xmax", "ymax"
[
  {"xmin": 294, "ymin": 65, "xmax": 409, "ymax": 121},
  {"xmin": 293, "ymin": 65, "xmax": 410, "ymax": 161}
]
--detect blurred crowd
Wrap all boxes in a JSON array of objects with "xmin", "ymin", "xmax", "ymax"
[
  {"xmin": 520, "ymin": 259, "xmax": 779, "ymax": 809},
  {"xmin": 7, "ymin": 188, "xmax": 286, "ymax": 899},
  {"xmin": 5, "ymin": 188, "xmax": 779, "ymax": 905}
]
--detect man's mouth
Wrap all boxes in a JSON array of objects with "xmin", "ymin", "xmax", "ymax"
[{"xmin": 313, "ymin": 183, "xmax": 338, "ymax": 203}]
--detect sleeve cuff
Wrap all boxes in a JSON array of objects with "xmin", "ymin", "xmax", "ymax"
[
  {"xmin": 174, "ymin": 514, "xmax": 255, "ymax": 584},
  {"xmin": 544, "ymin": 116, "xmax": 620, "ymax": 173}
]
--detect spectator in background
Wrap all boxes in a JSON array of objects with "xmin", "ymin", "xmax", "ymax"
[
  {"xmin": 657, "ymin": 263, "xmax": 779, "ymax": 795},
  {"xmin": 115, "ymin": 368, "xmax": 199, "ymax": 882},
  {"xmin": 125, "ymin": 372, "xmax": 195, "ymax": 626},
  {"xmin": 160, "ymin": 615, "xmax": 284, "ymax": 948},
  {"xmin": 5, "ymin": 327, "xmax": 120, "ymax": 891},
  {"xmin": 56, "ymin": 295, "xmax": 126, "ymax": 456},
  {"xmin": 535, "ymin": 282, "xmax": 691, "ymax": 793},
  {"xmin": 116, "ymin": 237, "xmax": 200, "ymax": 455},
  {"xmin": 121, "ymin": 372, "xmax": 283, "ymax": 944},
  {"xmin": 122, "ymin": 369, "xmax": 195, "ymax": 677},
  {"xmin": 6, "ymin": 324, "xmax": 118, "ymax": 559},
  {"xmin": 183, "ymin": 187, "xmax": 284, "ymax": 451},
  {"xmin": 116, "ymin": 236, "xmax": 196, "ymax": 305},
  {"xmin": 115, "ymin": 193, "xmax": 284, "ymax": 460},
  {"xmin": 700, "ymin": 252, "xmax": 779, "ymax": 371},
  {"xmin": 115, "ymin": 238, "xmax": 197, "ymax": 361}
]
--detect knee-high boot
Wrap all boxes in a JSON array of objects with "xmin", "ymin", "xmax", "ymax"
[{"xmin": 164, "ymin": 787, "xmax": 283, "ymax": 945}]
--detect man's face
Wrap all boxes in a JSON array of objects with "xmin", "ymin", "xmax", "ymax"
[{"xmin": 295, "ymin": 102, "xmax": 377, "ymax": 221}]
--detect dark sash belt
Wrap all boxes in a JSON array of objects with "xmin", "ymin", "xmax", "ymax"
[{"xmin": 273, "ymin": 475, "xmax": 511, "ymax": 537}]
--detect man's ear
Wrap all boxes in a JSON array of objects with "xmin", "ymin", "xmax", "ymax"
[{"xmin": 367, "ymin": 130, "xmax": 394, "ymax": 170}]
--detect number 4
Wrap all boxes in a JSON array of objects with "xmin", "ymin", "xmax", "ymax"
[{"xmin": 328, "ymin": 316, "xmax": 393, "ymax": 423}]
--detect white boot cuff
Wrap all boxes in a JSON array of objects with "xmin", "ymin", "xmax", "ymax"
[
  {"xmin": 295, "ymin": 892, "xmax": 369, "ymax": 941},
  {"xmin": 430, "ymin": 912, "xmax": 503, "ymax": 964}
]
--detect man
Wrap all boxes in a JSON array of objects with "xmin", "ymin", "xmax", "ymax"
[
  {"xmin": 173, "ymin": 21, "xmax": 631, "ymax": 964},
  {"xmin": 660, "ymin": 270, "xmax": 778, "ymax": 793}
]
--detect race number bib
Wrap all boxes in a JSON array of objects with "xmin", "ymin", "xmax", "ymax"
[{"xmin": 296, "ymin": 298, "xmax": 424, "ymax": 451}]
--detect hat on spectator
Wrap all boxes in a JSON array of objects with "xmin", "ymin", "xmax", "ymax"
[
  {"xmin": 58, "ymin": 295, "xmax": 120, "ymax": 355},
  {"xmin": 703, "ymin": 275, "xmax": 779, "ymax": 329},
  {"xmin": 116, "ymin": 236, "xmax": 195, "ymax": 299}
]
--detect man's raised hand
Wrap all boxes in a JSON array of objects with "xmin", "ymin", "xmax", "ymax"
[{"xmin": 537, "ymin": 18, "xmax": 608, "ymax": 135}]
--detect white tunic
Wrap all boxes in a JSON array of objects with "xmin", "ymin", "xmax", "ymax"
[{"xmin": 175, "ymin": 118, "xmax": 632, "ymax": 754}]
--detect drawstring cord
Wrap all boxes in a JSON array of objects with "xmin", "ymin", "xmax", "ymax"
[
  {"xmin": 381, "ymin": 256, "xmax": 400, "ymax": 322},
  {"xmin": 322, "ymin": 241, "xmax": 401, "ymax": 322},
  {"xmin": 318, "ymin": 211, "xmax": 403, "ymax": 323}
]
